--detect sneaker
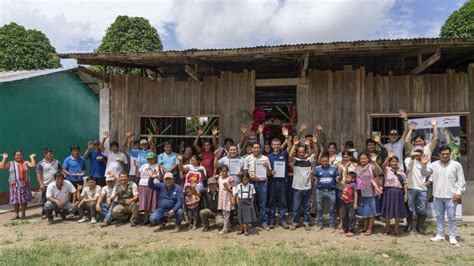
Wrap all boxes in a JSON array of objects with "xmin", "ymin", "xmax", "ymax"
[
  {"xmin": 77, "ymin": 217, "xmax": 89, "ymax": 223},
  {"xmin": 430, "ymin": 235, "xmax": 445, "ymax": 242},
  {"xmin": 262, "ymin": 224, "xmax": 270, "ymax": 231},
  {"xmin": 90, "ymin": 218, "xmax": 97, "ymax": 224},
  {"xmin": 192, "ymin": 225, "xmax": 197, "ymax": 230},
  {"xmin": 449, "ymin": 236, "xmax": 459, "ymax": 246},
  {"xmin": 280, "ymin": 221, "xmax": 289, "ymax": 229},
  {"xmin": 269, "ymin": 223, "xmax": 275, "ymax": 229}
]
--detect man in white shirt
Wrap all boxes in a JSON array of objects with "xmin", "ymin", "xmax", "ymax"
[
  {"xmin": 421, "ymin": 146, "xmax": 466, "ymax": 246},
  {"xmin": 44, "ymin": 172, "xmax": 77, "ymax": 225},
  {"xmin": 243, "ymin": 142, "xmax": 272, "ymax": 230},
  {"xmin": 100, "ymin": 132, "xmax": 128, "ymax": 179},
  {"xmin": 404, "ymin": 147, "xmax": 428, "ymax": 234},
  {"xmin": 214, "ymin": 145, "xmax": 244, "ymax": 183},
  {"xmin": 36, "ymin": 148, "xmax": 62, "ymax": 219}
]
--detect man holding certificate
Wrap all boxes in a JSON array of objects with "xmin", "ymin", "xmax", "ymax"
[
  {"xmin": 267, "ymin": 127, "xmax": 292, "ymax": 229},
  {"xmin": 214, "ymin": 145, "xmax": 244, "ymax": 184},
  {"xmin": 243, "ymin": 142, "xmax": 272, "ymax": 231}
]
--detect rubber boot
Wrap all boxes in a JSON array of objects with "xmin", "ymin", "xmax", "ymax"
[
  {"xmin": 46, "ymin": 209, "xmax": 54, "ymax": 225},
  {"xmin": 416, "ymin": 214, "xmax": 427, "ymax": 234},
  {"xmin": 404, "ymin": 212, "xmax": 413, "ymax": 232}
]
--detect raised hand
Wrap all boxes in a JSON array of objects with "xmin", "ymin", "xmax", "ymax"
[
  {"xmin": 147, "ymin": 132, "xmax": 153, "ymax": 142},
  {"xmin": 257, "ymin": 124, "xmax": 264, "ymax": 133},
  {"xmin": 87, "ymin": 141, "xmax": 94, "ymax": 149},
  {"xmin": 408, "ymin": 123, "xmax": 416, "ymax": 131},
  {"xmin": 293, "ymin": 136, "xmax": 300, "ymax": 145},
  {"xmin": 102, "ymin": 131, "xmax": 109, "ymax": 140},
  {"xmin": 211, "ymin": 126, "xmax": 219, "ymax": 136},
  {"xmin": 299, "ymin": 123, "xmax": 308, "ymax": 132},
  {"xmin": 239, "ymin": 126, "xmax": 247, "ymax": 135},
  {"xmin": 370, "ymin": 153, "xmax": 378, "ymax": 162},
  {"xmin": 399, "ymin": 108, "xmax": 408, "ymax": 120},
  {"xmin": 197, "ymin": 127, "xmax": 204, "ymax": 136},
  {"xmin": 312, "ymin": 133, "xmax": 318, "ymax": 144},
  {"xmin": 316, "ymin": 124, "xmax": 323, "ymax": 131},
  {"xmin": 420, "ymin": 154, "xmax": 430, "ymax": 165},
  {"xmin": 281, "ymin": 127, "xmax": 289, "ymax": 138},
  {"xmin": 177, "ymin": 154, "xmax": 183, "ymax": 161},
  {"xmin": 1, "ymin": 153, "xmax": 7, "ymax": 159},
  {"xmin": 125, "ymin": 130, "xmax": 133, "ymax": 139},
  {"xmin": 388, "ymin": 150, "xmax": 395, "ymax": 158},
  {"xmin": 431, "ymin": 120, "xmax": 438, "ymax": 127},
  {"xmin": 29, "ymin": 154, "xmax": 36, "ymax": 158},
  {"xmin": 373, "ymin": 135, "xmax": 381, "ymax": 143},
  {"xmin": 214, "ymin": 149, "xmax": 219, "ymax": 156}
]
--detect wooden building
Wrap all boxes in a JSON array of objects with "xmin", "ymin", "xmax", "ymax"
[{"xmin": 60, "ymin": 38, "xmax": 474, "ymax": 187}]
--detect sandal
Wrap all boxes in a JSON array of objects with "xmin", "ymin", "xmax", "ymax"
[{"xmin": 364, "ymin": 230, "xmax": 372, "ymax": 236}]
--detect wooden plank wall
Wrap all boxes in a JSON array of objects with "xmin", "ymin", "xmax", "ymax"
[{"xmin": 109, "ymin": 70, "xmax": 255, "ymax": 145}]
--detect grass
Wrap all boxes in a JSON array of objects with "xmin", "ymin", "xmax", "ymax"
[{"xmin": 0, "ymin": 242, "xmax": 410, "ymax": 265}]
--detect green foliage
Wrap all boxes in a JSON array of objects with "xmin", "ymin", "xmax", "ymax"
[
  {"xmin": 440, "ymin": 0, "xmax": 474, "ymax": 38},
  {"xmin": 91, "ymin": 16, "xmax": 163, "ymax": 74},
  {"xmin": 0, "ymin": 22, "xmax": 60, "ymax": 70}
]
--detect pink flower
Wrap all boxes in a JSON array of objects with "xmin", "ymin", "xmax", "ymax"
[{"xmin": 252, "ymin": 107, "xmax": 266, "ymax": 123}]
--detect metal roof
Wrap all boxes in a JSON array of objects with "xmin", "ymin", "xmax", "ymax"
[{"xmin": 0, "ymin": 67, "xmax": 76, "ymax": 84}]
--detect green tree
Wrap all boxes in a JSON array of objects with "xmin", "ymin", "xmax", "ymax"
[
  {"xmin": 440, "ymin": 0, "xmax": 474, "ymax": 38},
  {"xmin": 93, "ymin": 16, "xmax": 163, "ymax": 74},
  {"xmin": 0, "ymin": 22, "xmax": 60, "ymax": 70}
]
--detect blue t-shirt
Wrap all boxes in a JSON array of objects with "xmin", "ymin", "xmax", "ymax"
[
  {"xmin": 158, "ymin": 152, "xmax": 179, "ymax": 171},
  {"xmin": 268, "ymin": 150, "xmax": 289, "ymax": 180},
  {"xmin": 130, "ymin": 149, "xmax": 149, "ymax": 168},
  {"xmin": 313, "ymin": 165, "xmax": 339, "ymax": 190},
  {"xmin": 89, "ymin": 150, "xmax": 106, "ymax": 178},
  {"xmin": 63, "ymin": 155, "xmax": 86, "ymax": 182}
]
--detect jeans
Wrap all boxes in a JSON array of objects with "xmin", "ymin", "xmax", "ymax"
[
  {"xmin": 150, "ymin": 207, "xmax": 184, "ymax": 225},
  {"xmin": 101, "ymin": 202, "xmax": 115, "ymax": 222},
  {"xmin": 253, "ymin": 181, "xmax": 269, "ymax": 225},
  {"xmin": 433, "ymin": 197, "xmax": 457, "ymax": 237},
  {"xmin": 268, "ymin": 179, "xmax": 287, "ymax": 224},
  {"xmin": 286, "ymin": 176, "xmax": 294, "ymax": 213},
  {"xmin": 408, "ymin": 189, "xmax": 427, "ymax": 215},
  {"xmin": 292, "ymin": 189, "xmax": 311, "ymax": 226},
  {"xmin": 44, "ymin": 201, "xmax": 74, "ymax": 214},
  {"xmin": 317, "ymin": 189, "xmax": 336, "ymax": 227}
]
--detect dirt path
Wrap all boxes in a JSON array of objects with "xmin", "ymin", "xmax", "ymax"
[{"xmin": 0, "ymin": 206, "xmax": 473, "ymax": 264}]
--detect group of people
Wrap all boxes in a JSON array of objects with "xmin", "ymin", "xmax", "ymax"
[{"xmin": 0, "ymin": 109, "xmax": 466, "ymax": 245}]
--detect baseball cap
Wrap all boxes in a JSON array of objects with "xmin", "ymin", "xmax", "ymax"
[
  {"xmin": 207, "ymin": 177, "xmax": 217, "ymax": 184},
  {"xmin": 140, "ymin": 139, "xmax": 148, "ymax": 145},
  {"xmin": 106, "ymin": 176, "xmax": 116, "ymax": 182},
  {"xmin": 146, "ymin": 151, "xmax": 155, "ymax": 159},
  {"xmin": 389, "ymin": 129, "xmax": 399, "ymax": 135},
  {"xmin": 163, "ymin": 172, "xmax": 174, "ymax": 179}
]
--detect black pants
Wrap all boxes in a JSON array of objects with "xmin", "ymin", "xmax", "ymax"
[{"xmin": 342, "ymin": 202, "xmax": 356, "ymax": 233}]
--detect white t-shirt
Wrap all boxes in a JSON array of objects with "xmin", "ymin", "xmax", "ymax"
[
  {"xmin": 36, "ymin": 159, "xmax": 61, "ymax": 186},
  {"xmin": 104, "ymin": 151, "xmax": 128, "ymax": 178},
  {"xmin": 81, "ymin": 185, "xmax": 102, "ymax": 200},
  {"xmin": 129, "ymin": 156, "xmax": 138, "ymax": 176},
  {"xmin": 46, "ymin": 180, "xmax": 76, "ymax": 203},
  {"xmin": 138, "ymin": 163, "xmax": 159, "ymax": 186},
  {"xmin": 404, "ymin": 158, "xmax": 427, "ymax": 191},
  {"xmin": 100, "ymin": 186, "xmax": 114, "ymax": 201},
  {"xmin": 243, "ymin": 154, "xmax": 271, "ymax": 181},
  {"xmin": 292, "ymin": 155, "xmax": 315, "ymax": 190},
  {"xmin": 218, "ymin": 156, "xmax": 244, "ymax": 175},
  {"xmin": 233, "ymin": 183, "xmax": 256, "ymax": 199}
]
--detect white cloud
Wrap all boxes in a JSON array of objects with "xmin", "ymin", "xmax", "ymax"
[{"xmin": 0, "ymin": 0, "xmax": 455, "ymax": 53}]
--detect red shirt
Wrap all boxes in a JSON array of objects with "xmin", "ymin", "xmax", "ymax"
[
  {"xmin": 341, "ymin": 183, "xmax": 357, "ymax": 203},
  {"xmin": 200, "ymin": 151, "xmax": 214, "ymax": 177}
]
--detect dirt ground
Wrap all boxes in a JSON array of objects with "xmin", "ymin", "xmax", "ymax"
[{"xmin": 0, "ymin": 206, "xmax": 473, "ymax": 264}]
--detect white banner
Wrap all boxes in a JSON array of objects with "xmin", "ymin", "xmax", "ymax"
[{"xmin": 408, "ymin": 116, "xmax": 460, "ymax": 130}]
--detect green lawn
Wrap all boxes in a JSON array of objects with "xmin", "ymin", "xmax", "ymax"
[{"xmin": 0, "ymin": 242, "xmax": 416, "ymax": 265}]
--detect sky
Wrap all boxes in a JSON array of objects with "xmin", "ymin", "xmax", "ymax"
[{"xmin": 0, "ymin": 0, "xmax": 467, "ymax": 54}]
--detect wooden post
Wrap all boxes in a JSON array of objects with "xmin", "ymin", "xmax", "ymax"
[{"xmin": 410, "ymin": 51, "xmax": 441, "ymax": 75}]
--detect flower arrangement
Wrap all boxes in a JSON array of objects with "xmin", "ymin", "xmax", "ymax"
[{"xmin": 246, "ymin": 103, "xmax": 298, "ymax": 137}]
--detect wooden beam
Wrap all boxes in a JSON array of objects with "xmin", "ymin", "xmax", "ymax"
[
  {"xmin": 256, "ymin": 78, "xmax": 299, "ymax": 87},
  {"xmin": 300, "ymin": 52, "xmax": 309, "ymax": 80},
  {"xmin": 409, "ymin": 51, "xmax": 441, "ymax": 75},
  {"xmin": 184, "ymin": 64, "xmax": 200, "ymax": 82}
]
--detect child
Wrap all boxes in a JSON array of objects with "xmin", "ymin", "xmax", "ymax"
[
  {"xmin": 233, "ymin": 172, "xmax": 256, "ymax": 236},
  {"xmin": 341, "ymin": 172, "xmax": 358, "ymax": 237},
  {"xmin": 184, "ymin": 185, "xmax": 200, "ymax": 230},
  {"xmin": 217, "ymin": 165, "xmax": 234, "ymax": 235},
  {"xmin": 77, "ymin": 177, "xmax": 102, "ymax": 224}
]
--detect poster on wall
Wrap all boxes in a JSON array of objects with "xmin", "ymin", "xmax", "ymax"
[{"xmin": 408, "ymin": 115, "xmax": 463, "ymax": 219}]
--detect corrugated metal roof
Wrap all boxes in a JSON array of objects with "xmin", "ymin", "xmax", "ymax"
[
  {"xmin": 59, "ymin": 38, "xmax": 474, "ymax": 57},
  {"xmin": 0, "ymin": 67, "xmax": 76, "ymax": 83}
]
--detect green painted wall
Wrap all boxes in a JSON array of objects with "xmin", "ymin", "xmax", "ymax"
[{"xmin": 0, "ymin": 71, "xmax": 99, "ymax": 192}]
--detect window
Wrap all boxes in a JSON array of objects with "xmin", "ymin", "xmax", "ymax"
[
  {"xmin": 370, "ymin": 113, "xmax": 469, "ymax": 159},
  {"xmin": 140, "ymin": 116, "xmax": 219, "ymax": 153}
]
